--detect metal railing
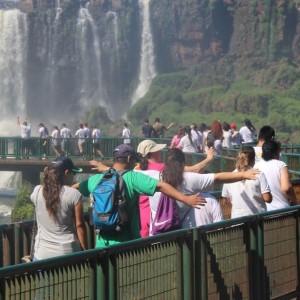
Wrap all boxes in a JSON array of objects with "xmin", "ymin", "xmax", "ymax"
[
  {"xmin": 0, "ymin": 206, "xmax": 299, "ymax": 299},
  {"xmin": 0, "ymin": 137, "xmax": 171, "ymax": 160}
]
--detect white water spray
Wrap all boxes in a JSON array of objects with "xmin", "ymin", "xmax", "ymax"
[
  {"xmin": 132, "ymin": 0, "xmax": 156, "ymax": 104},
  {"xmin": 106, "ymin": 11, "xmax": 120, "ymax": 63},
  {"xmin": 77, "ymin": 4, "xmax": 109, "ymax": 114},
  {"xmin": 0, "ymin": 9, "xmax": 28, "ymax": 118},
  {"xmin": 55, "ymin": 0, "xmax": 62, "ymax": 22}
]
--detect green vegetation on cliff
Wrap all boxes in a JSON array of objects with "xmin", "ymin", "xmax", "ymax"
[
  {"xmin": 128, "ymin": 58, "xmax": 300, "ymax": 143},
  {"xmin": 11, "ymin": 183, "xmax": 34, "ymax": 222}
]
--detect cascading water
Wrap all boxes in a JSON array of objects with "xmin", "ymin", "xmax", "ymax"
[
  {"xmin": 101, "ymin": 10, "xmax": 127, "ymax": 117},
  {"xmin": 0, "ymin": 9, "xmax": 27, "ymax": 135},
  {"xmin": 0, "ymin": 10, "xmax": 27, "ymax": 223},
  {"xmin": 105, "ymin": 11, "xmax": 120, "ymax": 70},
  {"xmin": 0, "ymin": 2, "xmax": 156, "ymax": 130},
  {"xmin": 0, "ymin": 172, "xmax": 21, "ymax": 192},
  {"xmin": 76, "ymin": 4, "xmax": 109, "ymax": 116},
  {"xmin": 132, "ymin": 0, "xmax": 156, "ymax": 104},
  {"xmin": 0, "ymin": 172, "xmax": 22, "ymax": 224},
  {"xmin": 55, "ymin": 0, "xmax": 62, "ymax": 21}
]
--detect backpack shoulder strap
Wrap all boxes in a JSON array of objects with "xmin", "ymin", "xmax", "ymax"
[{"xmin": 116, "ymin": 170, "xmax": 129, "ymax": 191}]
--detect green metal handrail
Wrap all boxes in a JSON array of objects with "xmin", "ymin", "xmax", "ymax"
[
  {"xmin": 0, "ymin": 137, "xmax": 171, "ymax": 160},
  {"xmin": 0, "ymin": 206, "xmax": 299, "ymax": 299},
  {"xmin": 0, "ymin": 136, "xmax": 300, "ymax": 159}
]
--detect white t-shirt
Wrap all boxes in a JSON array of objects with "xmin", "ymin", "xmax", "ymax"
[
  {"xmin": 239, "ymin": 126, "xmax": 255, "ymax": 143},
  {"xmin": 39, "ymin": 126, "xmax": 48, "ymax": 138},
  {"xmin": 222, "ymin": 131, "xmax": 232, "ymax": 148},
  {"xmin": 179, "ymin": 135, "xmax": 197, "ymax": 153},
  {"xmin": 122, "ymin": 128, "xmax": 131, "ymax": 144},
  {"xmin": 31, "ymin": 185, "xmax": 82, "ymax": 260},
  {"xmin": 51, "ymin": 129, "xmax": 61, "ymax": 146},
  {"xmin": 222, "ymin": 169, "xmax": 270, "ymax": 218},
  {"xmin": 255, "ymin": 159, "xmax": 290, "ymax": 210},
  {"xmin": 75, "ymin": 128, "xmax": 85, "ymax": 143},
  {"xmin": 83, "ymin": 127, "xmax": 90, "ymax": 138},
  {"xmin": 60, "ymin": 127, "xmax": 71, "ymax": 138},
  {"xmin": 181, "ymin": 193, "xmax": 223, "ymax": 228},
  {"xmin": 92, "ymin": 128, "xmax": 101, "ymax": 143},
  {"xmin": 20, "ymin": 123, "xmax": 31, "ymax": 138}
]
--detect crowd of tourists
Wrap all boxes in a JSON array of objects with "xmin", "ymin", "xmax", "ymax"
[
  {"xmin": 26, "ymin": 116, "xmax": 298, "ymax": 261},
  {"xmin": 17, "ymin": 117, "xmax": 105, "ymax": 159},
  {"xmin": 168, "ymin": 118, "xmax": 256, "ymax": 155},
  {"xmin": 17, "ymin": 116, "xmax": 257, "ymax": 160}
]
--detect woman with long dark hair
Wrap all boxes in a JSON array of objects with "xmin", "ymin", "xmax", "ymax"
[
  {"xmin": 239, "ymin": 119, "xmax": 256, "ymax": 143},
  {"xmin": 222, "ymin": 146, "xmax": 272, "ymax": 218},
  {"xmin": 30, "ymin": 157, "xmax": 87, "ymax": 260},
  {"xmin": 255, "ymin": 140, "xmax": 297, "ymax": 210},
  {"xmin": 178, "ymin": 125, "xmax": 198, "ymax": 153}
]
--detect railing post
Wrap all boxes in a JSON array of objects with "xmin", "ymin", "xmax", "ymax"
[
  {"xmin": 108, "ymin": 254, "xmax": 115, "ymax": 299},
  {"xmin": 182, "ymin": 232, "xmax": 193, "ymax": 300},
  {"xmin": 194, "ymin": 228, "xmax": 208, "ymax": 300},
  {"xmin": 249, "ymin": 216, "xmax": 262, "ymax": 300}
]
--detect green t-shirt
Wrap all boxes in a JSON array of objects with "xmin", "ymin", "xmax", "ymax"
[{"xmin": 79, "ymin": 170, "xmax": 158, "ymax": 248}]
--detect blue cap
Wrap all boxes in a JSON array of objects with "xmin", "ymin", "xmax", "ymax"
[{"xmin": 51, "ymin": 157, "xmax": 82, "ymax": 173}]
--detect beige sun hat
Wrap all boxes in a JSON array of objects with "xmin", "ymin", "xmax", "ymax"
[{"xmin": 137, "ymin": 140, "xmax": 167, "ymax": 157}]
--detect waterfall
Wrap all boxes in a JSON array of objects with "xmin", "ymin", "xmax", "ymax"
[
  {"xmin": 55, "ymin": 0, "xmax": 62, "ymax": 22},
  {"xmin": 132, "ymin": 0, "xmax": 156, "ymax": 104},
  {"xmin": 105, "ymin": 11, "xmax": 120, "ymax": 66},
  {"xmin": 0, "ymin": 9, "xmax": 28, "ymax": 133},
  {"xmin": 0, "ymin": 171, "xmax": 19, "ymax": 223},
  {"xmin": 76, "ymin": 4, "xmax": 109, "ymax": 116},
  {"xmin": 0, "ymin": 172, "xmax": 21, "ymax": 192},
  {"xmin": 46, "ymin": 0, "xmax": 63, "ymax": 114}
]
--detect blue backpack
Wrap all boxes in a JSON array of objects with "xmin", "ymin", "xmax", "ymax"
[{"xmin": 91, "ymin": 169, "xmax": 129, "ymax": 231}]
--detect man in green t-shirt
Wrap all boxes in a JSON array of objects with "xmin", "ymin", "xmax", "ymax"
[{"xmin": 74, "ymin": 144, "xmax": 204, "ymax": 248}]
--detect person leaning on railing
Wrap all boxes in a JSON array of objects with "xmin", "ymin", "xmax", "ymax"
[
  {"xmin": 73, "ymin": 144, "xmax": 205, "ymax": 248},
  {"xmin": 222, "ymin": 146, "xmax": 272, "ymax": 218},
  {"xmin": 30, "ymin": 157, "xmax": 87, "ymax": 260},
  {"xmin": 136, "ymin": 148, "xmax": 260, "ymax": 234},
  {"xmin": 255, "ymin": 140, "xmax": 297, "ymax": 209}
]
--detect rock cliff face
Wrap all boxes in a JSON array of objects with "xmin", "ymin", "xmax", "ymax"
[
  {"xmin": 17, "ymin": 0, "xmax": 300, "ymax": 72},
  {"xmin": 150, "ymin": 0, "xmax": 300, "ymax": 71}
]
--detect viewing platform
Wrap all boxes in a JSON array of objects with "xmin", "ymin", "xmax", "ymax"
[
  {"xmin": 0, "ymin": 136, "xmax": 300, "ymax": 185},
  {"xmin": 0, "ymin": 137, "xmax": 299, "ymax": 299}
]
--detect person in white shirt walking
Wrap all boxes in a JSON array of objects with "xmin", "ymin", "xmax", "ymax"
[
  {"xmin": 122, "ymin": 123, "xmax": 131, "ymax": 144},
  {"xmin": 38, "ymin": 123, "xmax": 49, "ymax": 158},
  {"xmin": 92, "ymin": 125, "xmax": 104, "ymax": 159},
  {"xmin": 51, "ymin": 126, "xmax": 63, "ymax": 156},
  {"xmin": 60, "ymin": 123, "xmax": 72, "ymax": 155},
  {"xmin": 75, "ymin": 123, "xmax": 86, "ymax": 159}
]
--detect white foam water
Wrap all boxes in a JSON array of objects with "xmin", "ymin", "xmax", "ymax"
[{"xmin": 0, "ymin": 196, "xmax": 14, "ymax": 224}]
